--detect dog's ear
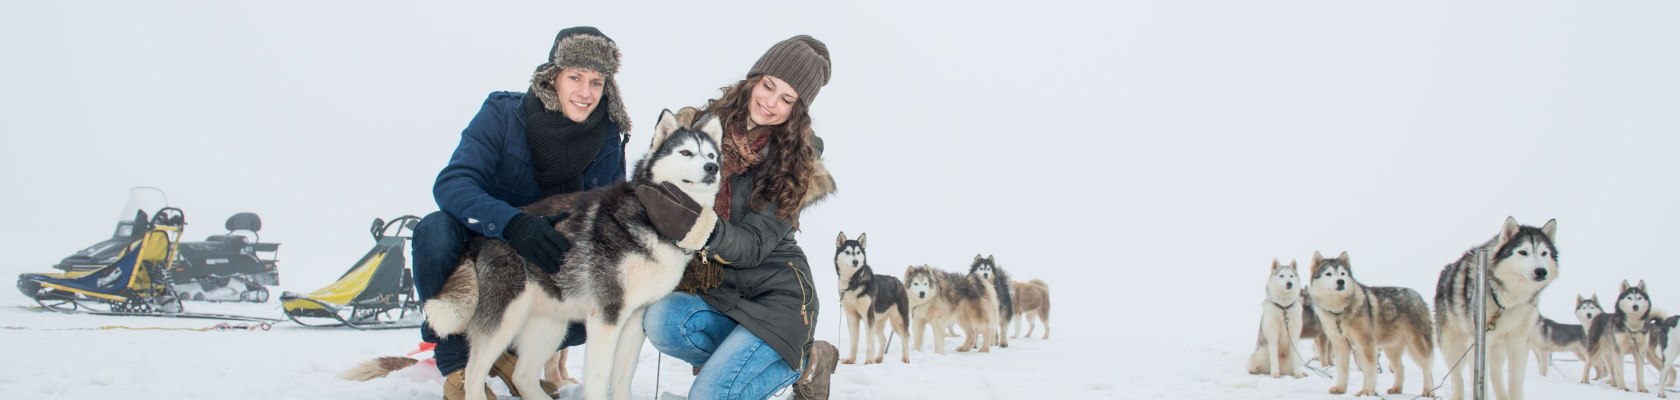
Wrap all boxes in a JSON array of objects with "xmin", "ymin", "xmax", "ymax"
[
  {"xmin": 1272, "ymin": 259, "xmax": 1280, "ymax": 271},
  {"xmin": 836, "ymin": 231, "xmax": 846, "ymax": 247},
  {"xmin": 905, "ymin": 265, "xmax": 915, "ymax": 278},
  {"xmin": 1337, "ymin": 251, "xmax": 1350, "ymax": 266},
  {"xmin": 859, "ymin": 232, "xmax": 867, "ymax": 248},
  {"xmin": 698, "ymin": 111, "xmax": 724, "ymax": 144},
  {"xmin": 1287, "ymin": 259, "xmax": 1297, "ymax": 270},
  {"xmin": 651, "ymin": 109, "xmax": 680, "ymax": 150},
  {"xmin": 1639, "ymin": 280, "xmax": 1647, "ymax": 292},
  {"xmin": 1311, "ymin": 251, "xmax": 1323, "ymax": 267},
  {"xmin": 987, "ymin": 254, "xmax": 995, "ymax": 263},
  {"xmin": 1500, "ymin": 216, "xmax": 1522, "ymax": 244},
  {"xmin": 1578, "ymin": 294, "xmax": 1584, "ymax": 305},
  {"xmin": 1593, "ymin": 294, "xmax": 1600, "ymax": 303},
  {"xmin": 1540, "ymin": 218, "xmax": 1557, "ymax": 241},
  {"xmin": 1623, "ymin": 280, "xmax": 1632, "ymax": 292},
  {"xmin": 974, "ymin": 254, "xmax": 982, "ymax": 263}
]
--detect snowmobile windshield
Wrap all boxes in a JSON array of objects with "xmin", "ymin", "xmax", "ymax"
[{"xmin": 113, "ymin": 187, "xmax": 169, "ymax": 238}]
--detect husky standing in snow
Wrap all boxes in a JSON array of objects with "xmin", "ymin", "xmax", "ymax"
[
  {"xmin": 833, "ymin": 232, "xmax": 910, "ymax": 364},
  {"xmin": 1531, "ymin": 295, "xmax": 1606, "ymax": 382},
  {"xmin": 969, "ymin": 254, "xmax": 1013, "ymax": 349},
  {"xmin": 1588, "ymin": 280, "xmax": 1656, "ymax": 393},
  {"xmin": 1247, "ymin": 259, "xmax": 1308, "ymax": 378},
  {"xmin": 343, "ymin": 109, "xmax": 724, "ymax": 400},
  {"xmin": 1308, "ymin": 251, "xmax": 1436, "ymax": 397},
  {"xmin": 1434, "ymin": 217, "xmax": 1557, "ymax": 400},
  {"xmin": 903, "ymin": 264, "xmax": 998, "ymax": 354},
  {"xmin": 1647, "ymin": 314, "xmax": 1680, "ymax": 397},
  {"xmin": 1009, "ymin": 278, "xmax": 1051, "ymax": 340}
]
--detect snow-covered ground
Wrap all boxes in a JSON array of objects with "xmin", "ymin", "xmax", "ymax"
[
  {"xmin": 0, "ymin": 293, "xmax": 1672, "ymax": 400},
  {"xmin": 5, "ymin": 1, "xmax": 1679, "ymax": 399}
]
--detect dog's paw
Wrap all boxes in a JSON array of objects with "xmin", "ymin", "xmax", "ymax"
[
  {"xmin": 1356, "ymin": 388, "xmax": 1376, "ymax": 396},
  {"xmin": 1387, "ymin": 387, "xmax": 1402, "ymax": 395},
  {"xmin": 840, "ymin": 358, "xmax": 856, "ymax": 365},
  {"xmin": 901, "ymin": 356, "xmax": 909, "ymax": 364},
  {"xmin": 1422, "ymin": 389, "xmax": 1435, "ymax": 398},
  {"xmin": 1328, "ymin": 385, "xmax": 1346, "ymax": 394},
  {"xmin": 1291, "ymin": 372, "xmax": 1308, "ymax": 379}
]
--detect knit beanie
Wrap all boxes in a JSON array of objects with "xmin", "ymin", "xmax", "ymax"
[
  {"xmin": 530, "ymin": 26, "xmax": 631, "ymax": 134},
  {"xmin": 747, "ymin": 35, "xmax": 832, "ymax": 106}
]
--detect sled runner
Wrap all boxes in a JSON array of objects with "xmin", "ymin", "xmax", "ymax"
[{"xmin": 280, "ymin": 215, "xmax": 422, "ymax": 330}]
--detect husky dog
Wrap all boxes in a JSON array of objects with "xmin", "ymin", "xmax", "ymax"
[
  {"xmin": 970, "ymin": 254, "xmax": 1013, "ymax": 349},
  {"xmin": 1571, "ymin": 295, "xmax": 1609, "ymax": 383},
  {"xmin": 1299, "ymin": 291, "xmax": 1332, "ymax": 368},
  {"xmin": 1648, "ymin": 315, "xmax": 1680, "ymax": 397},
  {"xmin": 1247, "ymin": 259, "xmax": 1308, "ymax": 378},
  {"xmin": 1530, "ymin": 315, "xmax": 1589, "ymax": 379},
  {"xmin": 1308, "ymin": 251, "xmax": 1435, "ymax": 396},
  {"xmin": 420, "ymin": 110, "xmax": 723, "ymax": 400},
  {"xmin": 903, "ymin": 264, "xmax": 999, "ymax": 354},
  {"xmin": 1588, "ymin": 280, "xmax": 1655, "ymax": 393},
  {"xmin": 833, "ymin": 232, "xmax": 910, "ymax": 364},
  {"xmin": 1009, "ymin": 278, "xmax": 1050, "ymax": 340},
  {"xmin": 1434, "ymin": 217, "xmax": 1558, "ymax": 400}
]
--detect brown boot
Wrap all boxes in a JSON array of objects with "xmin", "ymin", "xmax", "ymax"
[
  {"xmin": 442, "ymin": 370, "xmax": 495, "ymax": 400},
  {"xmin": 490, "ymin": 352, "xmax": 559, "ymax": 398},
  {"xmin": 792, "ymin": 340, "xmax": 838, "ymax": 400}
]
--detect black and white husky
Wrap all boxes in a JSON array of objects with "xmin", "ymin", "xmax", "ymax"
[
  {"xmin": 1434, "ymin": 217, "xmax": 1558, "ymax": 400},
  {"xmin": 969, "ymin": 254, "xmax": 1013, "ymax": 349},
  {"xmin": 833, "ymin": 232, "xmax": 910, "ymax": 364},
  {"xmin": 423, "ymin": 109, "xmax": 723, "ymax": 400},
  {"xmin": 1587, "ymin": 280, "xmax": 1655, "ymax": 393}
]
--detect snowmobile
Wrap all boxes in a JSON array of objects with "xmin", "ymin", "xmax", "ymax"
[
  {"xmin": 281, "ymin": 215, "xmax": 423, "ymax": 329},
  {"xmin": 17, "ymin": 205, "xmax": 278, "ymax": 323},
  {"xmin": 168, "ymin": 212, "xmax": 281, "ymax": 303},
  {"xmin": 48, "ymin": 188, "xmax": 282, "ymax": 303}
]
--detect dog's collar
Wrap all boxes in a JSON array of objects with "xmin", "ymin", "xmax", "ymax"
[
  {"xmin": 1269, "ymin": 298, "xmax": 1298, "ymax": 310},
  {"xmin": 1625, "ymin": 313, "xmax": 1651, "ymax": 334}
]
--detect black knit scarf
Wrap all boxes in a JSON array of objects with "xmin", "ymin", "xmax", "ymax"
[{"xmin": 523, "ymin": 90, "xmax": 613, "ymax": 196}]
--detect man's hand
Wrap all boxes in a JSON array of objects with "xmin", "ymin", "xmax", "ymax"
[{"xmin": 502, "ymin": 212, "xmax": 571, "ymax": 274}]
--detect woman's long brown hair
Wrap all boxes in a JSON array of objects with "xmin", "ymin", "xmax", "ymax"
[{"xmin": 704, "ymin": 75, "xmax": 819, "ymax": 228}]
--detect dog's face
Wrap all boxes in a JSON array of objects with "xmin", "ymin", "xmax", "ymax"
[
  {"xmin": 969, "ymin": 254, "xmax": 997, "ymax": 282},
  {"xmin": 1309, "ymin": 251, "xmax": 1354, "ymax": 297},
  {"xmin": 1617, "ymin": 280, "xmax": 1651, "ymax": 317},
  {"xmin": 636, "ymin": 109, "xmax": 724, "ymax": 201},
  {"xmin": 1576, "ymin": 294, "xmax": 1604, "ymax": 325},
  {"xmin": 1491, "ymin": 217, "xmax": 1558, "ymax": 287},
  {"xmin": 905, "ymin": 265, "xmax": 938, "ymax": 304},
  {"xmin": 1269, "ymin": 259, "xmax": 1301, "ymax": 299},
  {"xmin": 834, "ymin": 232, "xmax": 867, "ymax": 274}
]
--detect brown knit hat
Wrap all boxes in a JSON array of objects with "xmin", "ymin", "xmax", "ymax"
[
  {"xmin": 747, "ymin": 35, "xmax": 832, "ymax": 106},
  {"xmin": 530, "ymin": 27, "xmax": 631, "ymax": 134}
]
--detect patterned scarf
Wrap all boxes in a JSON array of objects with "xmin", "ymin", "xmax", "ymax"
[
  {"xmin": 714, "ymin": 119, "xmax": 772, "ymax": 220},
  {"xmin": 676, "ymin": 118, "xmax": 771, "ymax": 295}
]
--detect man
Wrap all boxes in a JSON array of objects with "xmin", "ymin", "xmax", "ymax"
[{"xmin": 412, "ymin": 26, "xmax": 630, "ymax": 400}]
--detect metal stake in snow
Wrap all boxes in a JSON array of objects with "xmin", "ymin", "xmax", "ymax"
[{"xmin": 1473, "ymin": 248, "xmax": 1488, "ymax": 400}]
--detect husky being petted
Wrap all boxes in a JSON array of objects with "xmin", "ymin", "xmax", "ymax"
[
  {"xmin": 1434, "ymin": 217, "xmax": 1557, "ymax": 400},
  {"xmin": 1309, "ymin": 251, "xmax": 1435, "ymax": 397},
  {"xmin": 833, "ymin": 232, "xmax": 910, "ymax": 364},
  {"xmin": 344, "ymin": 109, "xmax": 723, "ymax": 400},
  {"xmin": 1247, "ymin": 259, "xmax": 1307, "ymax": 378}
]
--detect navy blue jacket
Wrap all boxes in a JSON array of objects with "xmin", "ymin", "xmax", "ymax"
[{"xmin": 433, "ymin": 91, "xmax": 625, "ymax": 238}]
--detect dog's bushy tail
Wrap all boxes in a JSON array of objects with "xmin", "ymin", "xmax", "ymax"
[
  {"xmin": 339, "ymin": 356, "xmax": 421, "ymax": 381},
  {"xmin": 1029, "ymin": 278, "xmax": 1047, "ymax": 289},
  {"xmin": 422, "ymin": 261, "xmax": 479, "ymax": 336}
]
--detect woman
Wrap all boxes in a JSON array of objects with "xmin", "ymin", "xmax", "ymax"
[{"xmin": 642, "ymin": 35, "xmax": 838, "ymax": 400}]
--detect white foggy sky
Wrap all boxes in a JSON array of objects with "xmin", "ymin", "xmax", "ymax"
[{"xmin": 2, "ymin": 1, "xmax": 1677, "ymax": 336}]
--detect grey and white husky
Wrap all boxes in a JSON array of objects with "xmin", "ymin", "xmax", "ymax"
[
  {"xmin": 1648, "ymin": 314, "xmax": 1680, "ymax": 397},
  {"xmin": 1434, "ymin": 217, "xmax": 1557, "ymax": 400},
  {"xmin": 423, "ymin": 109, "xmax": 723, "ymax": 400},
  {"xmin": 1588, "ymin": 280, "xmax": 1655, "ymax": 393},
  {"xmin": 969, "ymin": 254, "xmax": 1013, "ymax": 349},
  {"xmin": 1247, "ymin": 259, "xmax": 1308, "ymax": 378},
  {"xmin": 1308, "ymin": 251, "xmax": 1435, "ymax": 397},
  {"xmin": 834, "ymin": 232, "xmax": 910, "ymax": 364},
  {"xmin": 1531, "ymin": 294, "xmax": 1608, "ymax": 383}
]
